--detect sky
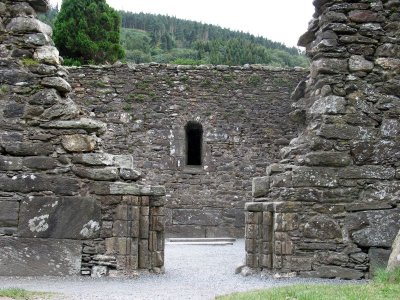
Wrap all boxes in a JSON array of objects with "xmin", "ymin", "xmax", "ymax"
[{"xmin": 49, "ymin": 0, "xmax": 315, "ymax": 48}]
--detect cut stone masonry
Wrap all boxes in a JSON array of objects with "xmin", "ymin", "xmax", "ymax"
[
  {"xmin": 245, "ymin": 0, "xmax": 400, "ymax": 279},
  {"xmin": 0, "ymin": 0, "xmax": 165, "ymax": 277}
]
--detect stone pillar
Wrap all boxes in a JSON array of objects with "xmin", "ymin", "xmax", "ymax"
[
  {"xmin": 246, "ymin": 0, "xmax": 400, "ymax": 279},
  {"xmin": 0, "ymin": 0, "xmax": 166, "ymax": 277}
]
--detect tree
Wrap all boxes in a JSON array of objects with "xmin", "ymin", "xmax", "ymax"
[{"xmin": 53, "ymin": 0, "xmax": 124, "ymax": 64}]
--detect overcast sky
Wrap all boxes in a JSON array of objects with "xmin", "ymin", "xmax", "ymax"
[{"xmin": 49, "ymin": 0, "xmax": 315, "ymax": 48}]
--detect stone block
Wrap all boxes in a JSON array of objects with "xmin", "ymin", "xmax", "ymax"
[
  {"xmin": 292, "ymin": 167, "xmax": 338, "ymax": 187},
  {"xmin": 318, "ymin": 124, "xmax": 378, "ymax": 140},
  {"xmin": 62, "ymin": 134, "xmax": 97, "ymax": 152},
  {"xmin": 23, "ymin": 156, "xmax": 57, "ymax": 170},
  {"xmin": 41, "ymin": 77, "xmax": 71, "ymax": 94},
  {"xmin": 73, "ymin": 166, "xmax": 119, "ymax": 181},
  {"xmin": 252, "ymin": 176, "xmax": 270, "ymax": 198},
  {"xmin": 303, "ymin": 266, "xmax": 364, "ymax": 280},
  {"xmin": 172, "ymin": 208, "xmax": 220, "ymax": 226},
  {"xmin": 41, "ymin": 118, "xmax": 107, "ymax": 133},
  {"xmin": 0, "ymin": 175, "xmax": 79, "ymax": 195},
  {"xmin": 140, "ymin": 215, "xmax": 149, "ymax": 238},
  {"xmin": 388, "ymin": 230, "xmax": 400, "ymax": 272},
  {"xmin": 304, "ymin": 151, "xmax": 351, "ymax": 167},
  {"xmin": 120, "ymin": 168, "xmax": 141, "ymax": 181},
  {"xmin": 139, "ymin": 239, "xmax": 149, "ymax": 269},
  {"xmin": 91, "ymin": 266, "xmax": 108, "ymax": 278},
  {"xmin": 0, "ymin": 237, "xmax": 81, "ymax": 276},
  {"xmin": 369, "ymin": 248, "xmax": 391, "ymax": 276},
  {"xmin": 381, "ymin": 119, "xmax": 400, "ymax": 138},
  {"xmin": 304, "ymin": 216, "xmax": 342, "ymax": 240},
  {"xmin": 309, "ymin": 95, "xmax": 346, "ymax": 115},
  {"xmin": 245, "ymin": 238, "xmax": 257, "ymax": 253},
  {"xmin": 340, "ymin": 166, "xmax": 395, "ymax": 180},
  {"xmin": 33, "ymin": 45, "xmax": 60, "ymax": 65},
  {"xmin": 113, "ymin": 155, "xmax": 134, "ymax": 169},
  {"xmin": 352, "ymin": 209, "xmax": 400, "ymax": 248},
  {"xmin": 6, "ymin": 17, "xmax": 52, "ymax": 36},
  {"xmin": 0, "ymin": 155, "xmax": 22, "ymax": 171},
  {"xmin": 0, "ymin": 201, "xmax": 19, "ymax": 227},
  {"xmin": 72, "ymin": 153, "xmax": 114, "ymax": 166},
  {"xmin": 311, "ymin": 58, "xmax": 348, "ymax": 78},
  {"xmin": 349, "ymin": 55, "xmax": 374, "ymax": 72},
  {"xmin": 245, "ymin": 202, "xmax": 264, "ymax": 212},
  {"xmin": 246, "ymin": 212, "xmax": 262, "ymax": 224},
  {"xmin": 3, "ymin": 142, "xmax": 53, "ymax": 156},
  {"xmin": 18, "ymin": 196, "xmax": 101, "ymax": 239},
  {"xmin": 290, "ymin": 256, "xmax": 313, "ymax": 271},
  {"xmin": 105, "ymin": 237, "xmax": 138, "ymax": 256}
]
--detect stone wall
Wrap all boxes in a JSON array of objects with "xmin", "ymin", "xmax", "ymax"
[
  {"xmin": 0, "ymin": 0, "xmax": 165, "ymax": 277},
  {"xmin": 245, "ymin": 0, "xmax": 400, "ymax": 279},
  {"xmin": 67, "ymin": 64, "xmax": 306, "ymax": 238}
]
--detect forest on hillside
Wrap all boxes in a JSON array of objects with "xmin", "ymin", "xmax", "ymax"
[{"xmin": 39, "ymin": 7, "xmax": 309, "ymax": 67}]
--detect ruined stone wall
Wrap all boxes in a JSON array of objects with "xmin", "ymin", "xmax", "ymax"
[
  {"xmin": 67, "ymin": 65, "xmax": 306, "ymax": 238},
  {"xmin": 246, "ymin": 0, "xmax": 400, "ymax": 279},
  {"xmin": 0, "ymin": 0, "xmax": 165, "ymax": 277}
]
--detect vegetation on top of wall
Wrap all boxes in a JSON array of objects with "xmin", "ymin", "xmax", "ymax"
[
  {"xmin": 39, "ymin": 7, "xmax": 309, "ymax": 67},
  {"xmin": 52, "ymin": 0, "xmax": 125, "ymax": 65}
]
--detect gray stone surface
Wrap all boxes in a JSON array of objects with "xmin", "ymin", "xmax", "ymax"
[
  {"xmin": 387, "ymin": 229, "xmax": 400, "ymax": 271},
  {"xmin": 18, "ymin": 196, "xmax": 101, "ymax": 239},
  {"xmin": 369, "ymin": 248, "xmax": 390, "ymax": 276},
  {"xmin": 0, "ymin": 201, "xmax": 19, "ymax": 226},
  {"xmin": 0, "ymin": 237, "xmax": 81, "ymax": 276},
  {"xmin": 62, "ymin": 134, "xmax": 97, "ymax": 152}
]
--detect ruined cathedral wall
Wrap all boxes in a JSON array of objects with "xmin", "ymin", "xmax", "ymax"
[
  {"xmin": 246, "ymin": 0, "xmax": 400, "ymax": 279},
  {"xmin": 68, "ymin": 65, "xmax": 307, "ymax": 237},
  {"xmin": 0, "ymin": 0, "xmax": 165, "ymax": 277}
]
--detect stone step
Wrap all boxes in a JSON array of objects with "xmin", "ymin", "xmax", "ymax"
[
  {"xmin": 167, "ymin": 238, "xmax": 236, "ymax": 245},
  {"xmin": 165, "ymin": 241, "xmax": 234, "ymax": 246}
]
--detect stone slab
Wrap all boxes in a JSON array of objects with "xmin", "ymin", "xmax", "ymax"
[
  {"xmin": 0, "ymin": 237, "xmax": 81, "ymax": 276},
  {"xmin": 18, "ymin": 196, "xmax": 101, "ymax": 239}
]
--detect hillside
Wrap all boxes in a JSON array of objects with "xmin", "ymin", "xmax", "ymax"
[{"xmin": 39, "ymin": 7, "xmax": 309, "ymax": 67}]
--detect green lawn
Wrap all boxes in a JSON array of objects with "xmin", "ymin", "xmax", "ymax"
[
  {"xmin": 0, "ymin": 288, "xmax": 53, "ymax": 299},
  {"xmin": 217, "ymin": 268, "xmax": 400, "ymax": 300},
  {"xmin": 217, "ymin": 283, "xmax": 400, "ymax": 300}
]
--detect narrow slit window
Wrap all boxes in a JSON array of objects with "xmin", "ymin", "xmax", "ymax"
[{"xmin": 185, "ymin": 122, "xmax": 203, "ymax": 166}]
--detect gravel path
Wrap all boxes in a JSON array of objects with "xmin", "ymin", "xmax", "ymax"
[{"xmin": 0, "ymin": 239, "xmax": 363, "ymax": 299}]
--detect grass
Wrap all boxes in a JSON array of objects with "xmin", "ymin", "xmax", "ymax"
[
  {"xmin": 21, "ymin": 58, "xmax": 39, "ymax": 67},
  {"xmin": 0, "ymin": 288, "xmax": 53, "ymax": 299},
  {"xmin": 217, "ymin": 268, "xmax": 400, "ymax": 300}
]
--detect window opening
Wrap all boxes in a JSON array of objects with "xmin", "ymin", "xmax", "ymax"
[{"xmin": 185, "ymin": 122, "xmax": 203, "ymax": 166}]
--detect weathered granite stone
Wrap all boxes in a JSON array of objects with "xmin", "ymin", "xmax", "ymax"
[
  {"xmin": 349, "ymin": 10, "xmax": 380, "ymax": 23},
  {"xmin": 349, "ymin": 55, "xmax": 374, "ymax": 72},
  {"xmin": 0, "ymin": 155, "xmax": 23, "ymax": 171},
  {"xmin": 352, "ymin": 209, "xmax": 400, "ymax": 248},
  {"xmin": 304, "ymin": 152, "xmax": 351, "ymax": 167},
  {"xmin": 252, "ymin": 176, "xmax": 270, "ymax": 198},
  {"xmin": 6, "ymin": 17, "xmax": 52, "ymax": 36},
  {"xmin": 0, "ymin": 201, "xmax": 19, "ymax": 227},
  {"xmin": 62, "ymin": 134, "xmax": 97, "ymax": 152},
  {"xmin": 292, "ymin": 167, "xmax": 338, "ymax": 187},
  {"xmin": 381, "ymin": 119, "xmax": 400, "ymax": 137},
  {"xmin": 120, "ymin": 168, "xmax": 141, "ymax": 181},
  {"xmin": 41, "ymin": 118, "xmax": 107, "ymax": 133},
  {"xmin": 309, "ymin": 95, "xmax": 346, "ymax": 115},
  {"xmin": 311, "ymin": 58, "xmax": 348, "ymax": 78},
  {"xmin": 0, "ymin": 175, "xmax": 79, "ymax": 195},
  {"xmin": 24, "ymin": 33, "xmax": 53, "ymax": 47},
  {"xmin": 33, "ymin": 45, "xmax": 60, "ymax": 65},
  {"xmin": 18, "ymin": 196, "xmax": 101, "ymax": 239},
  {"xmin": 29, "ymin": 89, "xmax": 61, "ymax": 106},
  {"xmin": 369, "ymin": 248, "xmax": 391, "ymax": 276},
  {"xmin": 41, "ymin": 76, "xmax": 72, "ymax": 93},
  {"xmin": 304, "ymin": 216, "xmax": 342, "ymax": 240},
  {"xmin": 3, "ymin": 142, "xmax": 53, "ymax": 156},
  {"xmin": 23, "ymin": 156, "xmax": 57, "ymax": 170},
  {"xmin": 0, "ymin": 237, "xmax": 81, "ymax": 276},
  {"xmin": 387, "ymin": 230, "xmax": 400, "ymax": 271},
  {"xmin": 72, "ymin": 166, "xmax": 119, "ymax": 181},
  {"xmin": 172, "ymin": 209, "xmax": 220, "ymax": 226},
  {"xmin": 302, "ymin": 266, "xmax": 364, "ymax": 280},
  {"xmin": 72, "ymin": 153, "xmax": 114, "ymax": 166}
]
